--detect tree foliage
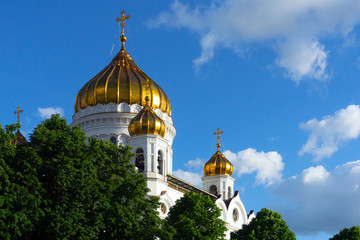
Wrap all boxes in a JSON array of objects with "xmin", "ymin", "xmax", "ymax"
[
  {"xmin": 329, "ymin": 226, "xmax": 360, "ymax": 240},
  {"xmin": 0, "ymin": 124, "xmax": 44, "ymax": 239},
  {"xmin": 164, "ymin": 191, "xmax": 227, "ymax": 240},
  {"xmin": 231, "ymin": 208, "xmax": 296, "ymax": 240},
  {"xmin": 0, "ymin": 115, "xmax": 164, "ymax": 240}
]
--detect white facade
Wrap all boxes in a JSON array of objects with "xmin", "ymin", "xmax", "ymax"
[
  {"xmin": 71, "ymin": 101, "xmax": 253, "ymax": 239},
  {"xmin": 202, "ymin": 174, "xmax": 235, "ymax": 200}
]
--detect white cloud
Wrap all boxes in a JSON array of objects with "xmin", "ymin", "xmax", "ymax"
[
  {"xmin": 173, "ymin": 169, "xmax": 203, "ymax": 187},
  {"xmin": 302, "ymin": 166, "xmax": 329, "ymax": 184},
  {"xmin": 275, "ymin": 39, "xmax": 328, "ymax": 82},
  {"xmin": 271, "ymin": 161, "xmax": 360, "ymax": 234},
  {"xmin": 150, "ymin": 0, "xmax": 360, "ymax": 82},
  {"xmin": 38, "ymin": 107, "xmax": 64, "ymax": 119},
  {"xmin": 174, "ymin": 148, "xmax": 284, "ymax": 187},
  {"xmin": 224, "ymin": 148, "xmax": 284, "ymax": 185},
  {"xmin": 185, "ymin": 158, "xmax": 205, "ymax": 169},
  {"xmin": 299, "ymin": 105, "xmax": 360, "ymax": 161}
]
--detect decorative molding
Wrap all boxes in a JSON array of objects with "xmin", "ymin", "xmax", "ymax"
[{"xmin": 72, "ymin": 102, "xmax": 173, "ymax": 124}]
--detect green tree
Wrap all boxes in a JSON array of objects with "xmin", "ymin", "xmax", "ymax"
[
  {"xmin": 164, "ymin": 191, "xmax": 227, "ymax": 240},
  {"xmin": 231, "ymin": 208, "xmax": 296, "ymax": 240},
  {"xmin": 1, "ymin": 115, "xmax": 165, "ymax": 240},
  {"xmin": 329, "ymin": 226, "xmax": 360, "ymax": 240},
  {"xmin": 0, "ymin": 124, "xmax": 43, "ymax": 240}
]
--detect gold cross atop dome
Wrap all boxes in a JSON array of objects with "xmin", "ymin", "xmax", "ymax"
[
  {"xmin": 214, "ymin": 128, "xmax": 223, "ymax": 151},
  {"xmin": 116, "ymin": 10, "xmax": 130, "ymax": 49},
  {"xmin": 14, "ymin": 106, "xmax": 23, "ymax": 129}
]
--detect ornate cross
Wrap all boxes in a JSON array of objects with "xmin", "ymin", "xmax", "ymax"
[
  {"xmin": 214, "ymin": 128, "xmax": 223, "ymax": 151},
  {"xmin": 116, "ymin": 10, "xmax": 130, "ymax": 36},
  {"xmin": 14, "ymin": 106, "xmax": 23, "ymax": 129}
]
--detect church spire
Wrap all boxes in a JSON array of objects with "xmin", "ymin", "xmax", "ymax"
[
  {"xmin": 14, "ymin": 106, "xmax": 23, "ymax": 130},
  {"xmin": 214, "ymin": 128, "xmax": 223, "ymax": 151},
  {"xmin": 116, "ymin": 10, "xmax": 130, "ymax": 50},
  {"xmin": 11, "ymin": 106, "xmax": 27, "ymax": 145}
]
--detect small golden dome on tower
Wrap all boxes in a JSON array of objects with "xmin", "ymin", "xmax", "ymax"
[
  {"xmin": 74, "ymin": 11, "xmax": 171, "ymax": 115},
  {"xmin": 128, "ymin": 96, "xmax": 166, "ymax": 137},
  {"xmin": 203, "ymin": 128, "xmax": 234, "ymax": 177}
]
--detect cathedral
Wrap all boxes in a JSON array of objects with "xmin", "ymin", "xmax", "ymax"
[{"xmin": 70, "ymin": 11, "xmax": 254, "ymax": 239}]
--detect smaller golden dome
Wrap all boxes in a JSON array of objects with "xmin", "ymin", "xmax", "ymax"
[
  {"xmin": 203, "ymin": 128, "xmax": 234, "ymax": 177},
  {"xmin": 128, "ymin": 97, "xmax": 166, "ymax": 137},
  {"xmin": 203, "ymin": 150, "xmax": 234, "ymax": 177}
]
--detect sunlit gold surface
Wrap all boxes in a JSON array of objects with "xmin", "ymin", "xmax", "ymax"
[
  {"xmin": 74, "ymin": 15, "xmax": 171, "ymax": 115},
  {"xmin": 203, "ymin": 150, "xmax": 234, "ymax": 177},
  {"xmin": 128, "ymin": 101, "xmax": 166, "ymax": 137},
  {"xmin": 203, "ymin": 128, "xmax": 234, "ymax": 176}
]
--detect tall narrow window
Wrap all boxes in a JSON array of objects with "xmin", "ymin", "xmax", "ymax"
[
  {"xmin": 228, "ymin": 186, "xmax": 232, "ymax": 199},
  {"xmin": 209, "ymin": 185, "xmax": 217, "ymax": 195},
  {"xmin": 110, "ymin": 136, "xmax": 117, "ymax": 145},
  {"xmin": 135, "ymin": 148, "xmax": 145, "ymax": 173},
  {"xmin": 157, "ymin": 150, "xmax": 163, "ymax": 174}
]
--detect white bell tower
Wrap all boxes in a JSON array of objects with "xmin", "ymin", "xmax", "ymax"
[{"xmin": 202, "ymin": 128, "xmax": 235, "ymax": 200}]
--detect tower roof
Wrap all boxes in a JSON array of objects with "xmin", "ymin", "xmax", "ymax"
[
  {"xmin": 11, "ymin": 130, "xmax": 27, "ymax": 145},
  {"xmin": 128, "ymin": 96, "xmax": 166, "ymax": 137},
  {"xmin": 203, "ymin": 128, "xmax": 234, "ymax": 177},
  {"xmin": 74, "ymin": 11, "xmax": 171, "ymax": 115},
  {"xmin": 11, "ymin": 106, "xmax": 27, "ymax": 146}
]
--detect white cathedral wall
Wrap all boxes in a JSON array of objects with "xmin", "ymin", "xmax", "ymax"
[
  {"xmin": 202, "ymin": 174, "xmax": 235, "ymax": 200},
  {"xmin": 71, "ymin": 103, "xmax": 176, "ymax": 146}
]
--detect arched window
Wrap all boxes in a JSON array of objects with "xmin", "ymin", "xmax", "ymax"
[
  {"xmin": 110, "ymin": 136, "xmax": 117, "ymax": 145},
  {"xmin": 135, "ymin": 148, "xmax": 145, "ymax": 173},
  {"xmin": 209, "ymin": 185, "xmax": 217, "ymax": 195},
  {"xmin": 157, "ymin": 150, "xmax": 163, "ymax": 174},
  {"xmin": 228, "ymin": 186, "xmax": 232, "ymax": 199}
]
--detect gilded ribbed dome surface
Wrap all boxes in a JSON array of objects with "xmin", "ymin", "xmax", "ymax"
[
  {"xmin": 74, "ymin": 46, "xmax": 171, "ymax": 115},
  {"xmin": 128, "ymin": 100, "xmax": 166, "ymax": 137},
  {"xmin": 203, "ymin": 150, "xmax": 234, "ymax": 177}
]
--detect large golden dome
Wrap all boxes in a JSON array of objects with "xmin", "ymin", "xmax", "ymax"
[
  {"xmin": 74, "ymin": 34, "xmax": 171, "ymax": 115},
  {"xmin": 128, "ymin": 97, "xmax": 166, "ymax": 137},
  {"xmin": 203, "ymin": 128, "xmax": 234, "ymax": 177}
]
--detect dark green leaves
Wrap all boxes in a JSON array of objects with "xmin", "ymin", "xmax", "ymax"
[
  {"xmin": 231, "ymin": 208, "xmax": 296, "ymax": 240},
  {"xmin": 0, "ymin": 115, "xmax": 164, "ymax": 240},
  {"xmin": 164, "ymin": 192, "xmax": 227, "ymax": 240}
]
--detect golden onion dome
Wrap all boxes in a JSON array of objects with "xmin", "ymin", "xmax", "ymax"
[
  {"xmin": 203, "ymin": 128, "xmax": 234, "ymax": 177},
  {"xmin": 128, "ymin": 97, "xmax": 166, "ymax": 137},
  {"xmin": 74, "ymin": 18, "xmax": 171, "ymax": 115},
  {"xmin": 203, "ymin": 150, "xmax": 234, "ymax": 177}
]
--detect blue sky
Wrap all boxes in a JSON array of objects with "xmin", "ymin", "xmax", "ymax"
[{"xmin": 2, "ymin": 1, "xmax": 360, "ymax": 239}]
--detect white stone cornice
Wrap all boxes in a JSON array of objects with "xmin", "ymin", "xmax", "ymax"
[{"xmin": 72, "ymin": 102, "xmax": 173, "ymax": 125}]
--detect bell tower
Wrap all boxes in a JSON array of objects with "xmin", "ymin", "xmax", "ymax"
[
  {"xmin": 126, "ymin": 80, "xmax": 172, "ymax": 195},
  {"xmin": 202, "ymin": 128, "xmax": 235, "ymax": 200}
]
